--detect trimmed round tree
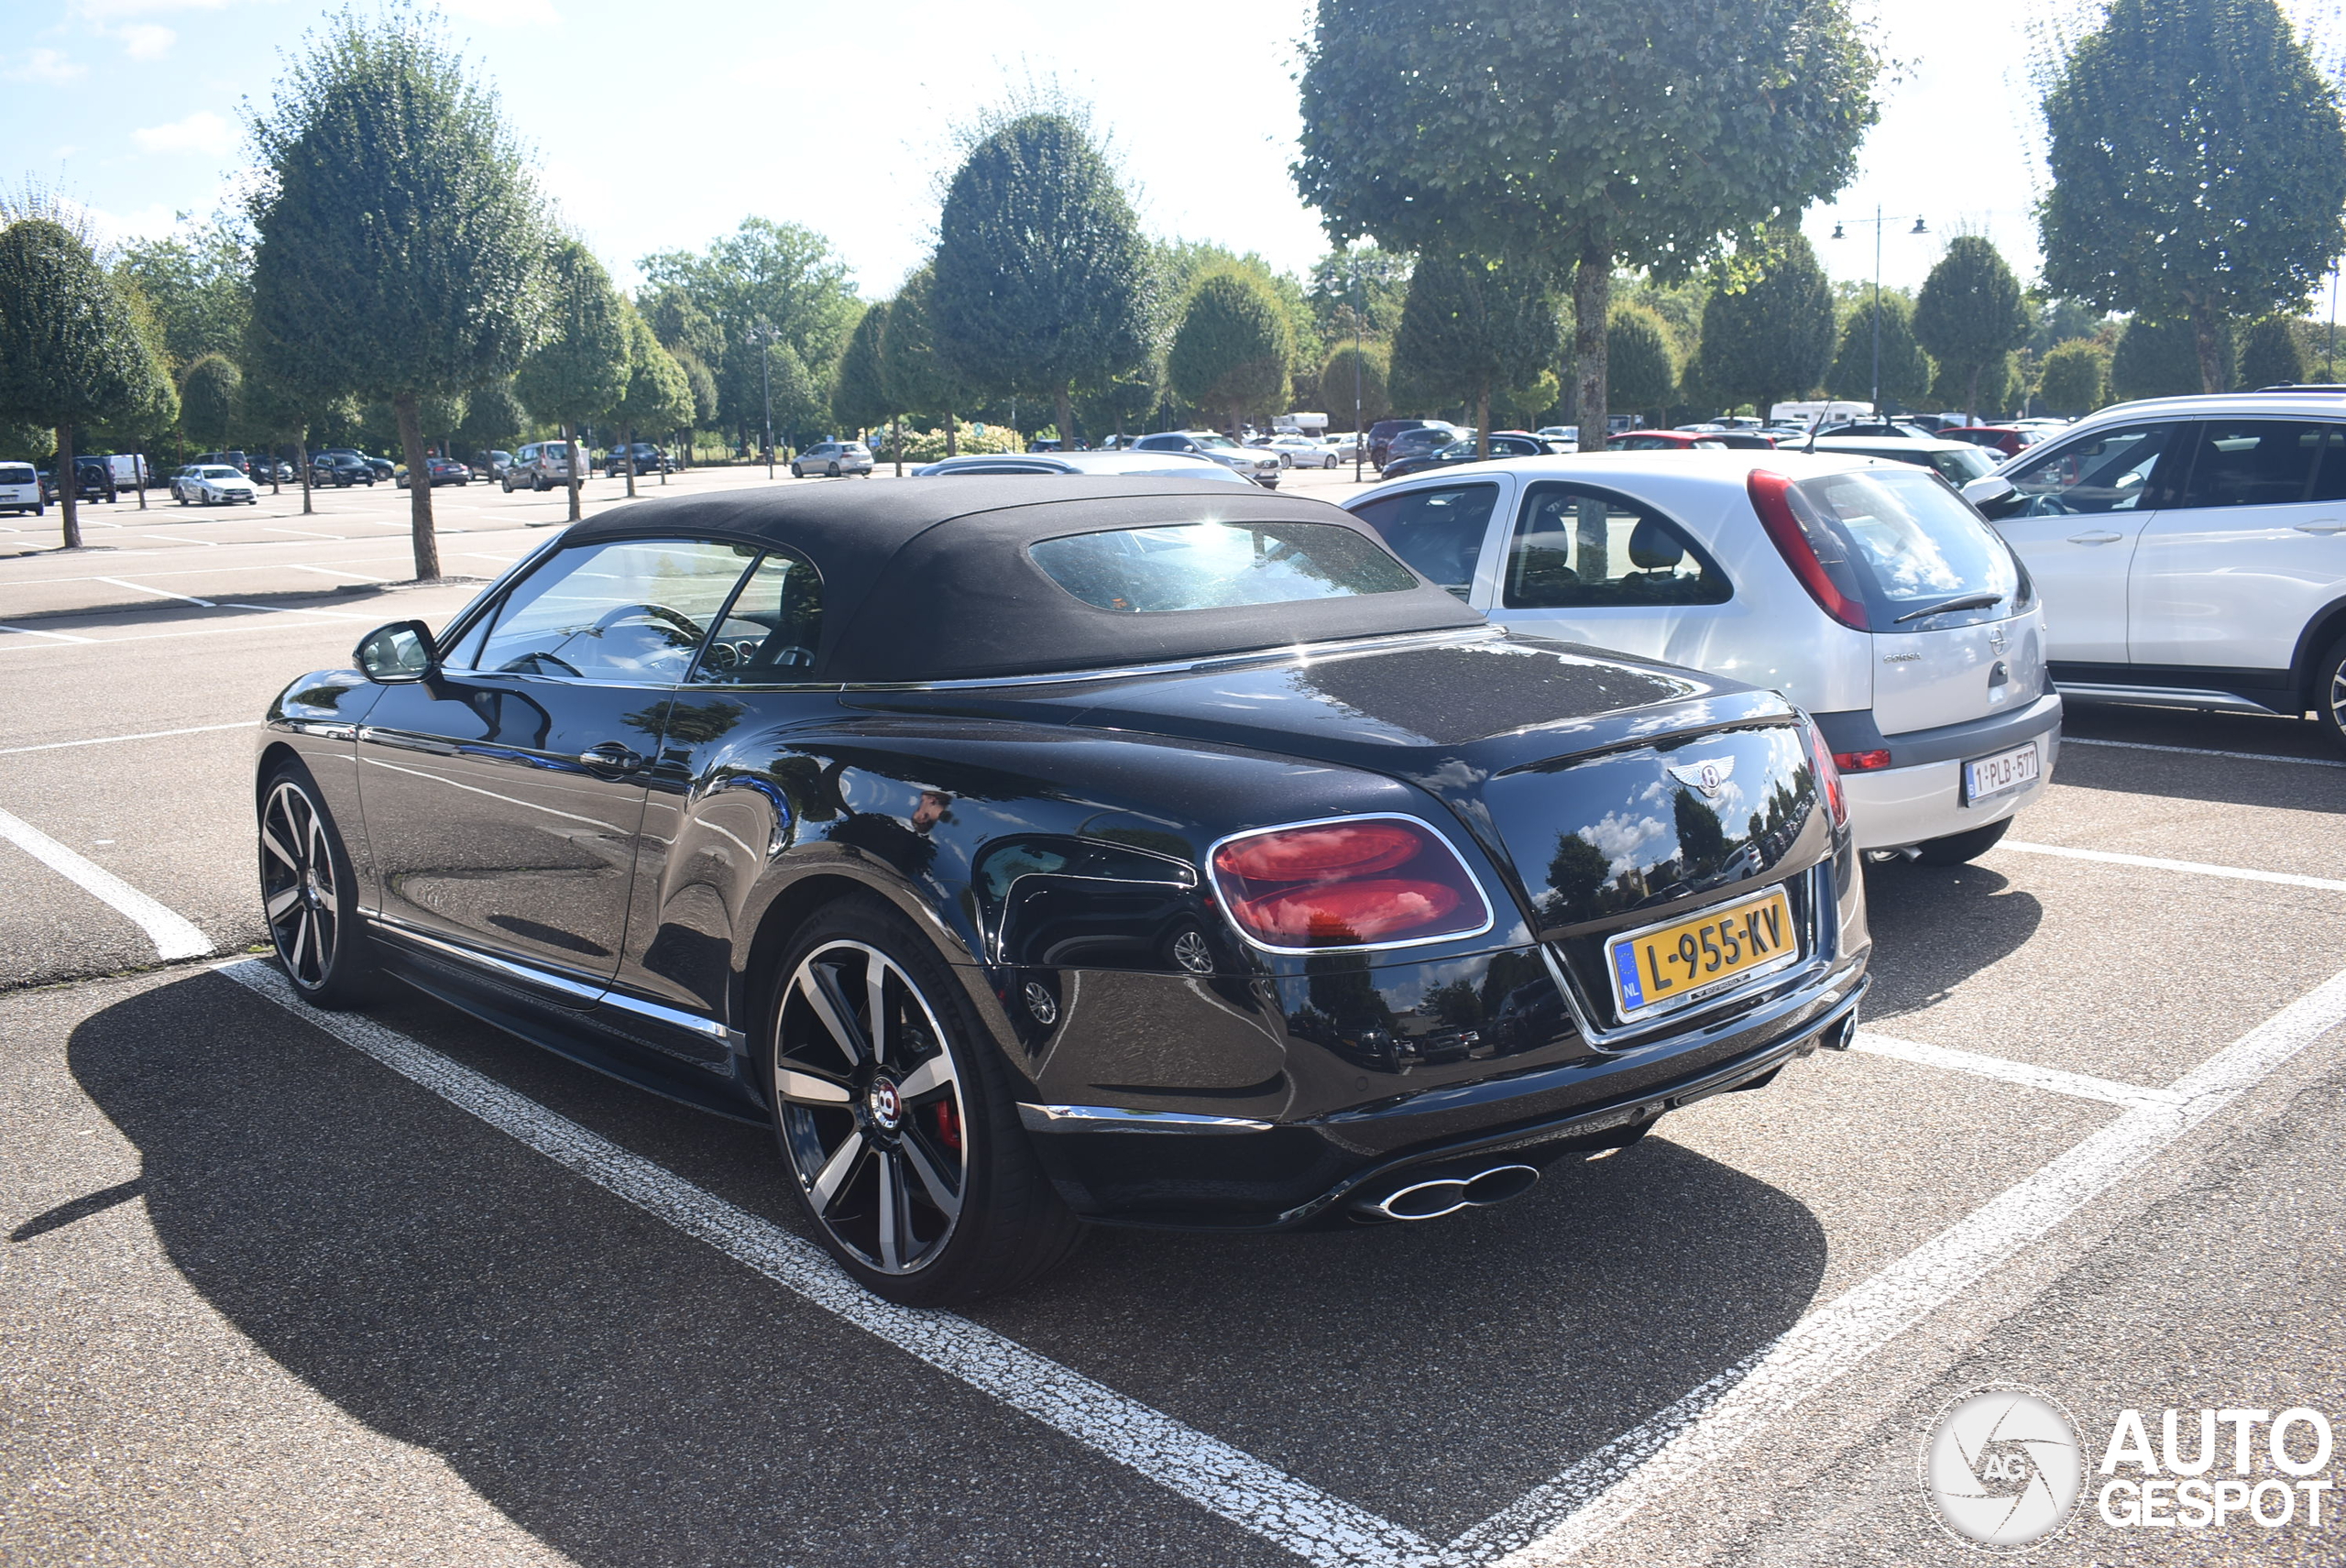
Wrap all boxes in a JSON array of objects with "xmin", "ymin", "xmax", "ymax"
[
  {"xmin": 2041, "ymin": 0, "xmax": 2346, "ymax": 394},
  {"xmin": 1689, "ymin": 234, "xmax": 1836, "ymax": 419},
  {"xmin": 248, "ymin": 10, "xmax": 545, "ymax": 579},
  {"xmin": 1913, "ymin": 237, "xmax": 2029, "ymax": 424},
  {"xmin": 1827, "ymin": 293, "xmax": 1933, "ymax": 411},
  {"xmin": 608, "ymin": 310, "xmax": 692, "ymax": 495},
  {"xmin": 1608, "ymin": 304, "xmax": 1678, "ymax": 428},
  {"xmin": 514, "ymin": 237, "xmax": 630, "ymax": 521},
  {"xmin": 831, "ymin": 302, "xmax": 893, "ymax": 446},
  {"xmin": 1391, "ymin": 251, "xmax": 1559, "ymax": 455},
  {"xmin": 2036, "ymin": 339, "xmax": 2110, "ymax": 417},
  {"xmin": 2238, "ymin": 317, "xmax": 2309, "ymax": 389},
  {"xmin": 1169, "ymin": 269, "xmax": 1293, "ymax": 434},
  {"xmin": 1321, "ymin": 340, "xmax": 1392, "ymax": 432},
  {"xmin": 934, "ymin": 113, "xmax": 1153, "ymax": 455},
  {"xmin": 882, "ymin": 262, "xmax": 971, "ymax": 456},
  {"xmin": 180, "ymin": 353, "xmax": 243, "ymax": 451}
]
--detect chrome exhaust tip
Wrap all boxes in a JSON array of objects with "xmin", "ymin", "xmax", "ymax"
[{"xmin": 1354, "ymin": 1163, "xmax": 1541, "ymax": 1223}]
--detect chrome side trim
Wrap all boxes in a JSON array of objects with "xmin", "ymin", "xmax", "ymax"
[
  {"xmin": 597, "ymin": 988, "xmax": 744, "ymax": 1049},
  {"xmin": 2052, "ymin": 682, "xmax": 2291, "ymax": 716},
  {"xmin": 1017, "ymin": 1103, "xmax": 1275, "ymax": 1135},
  {"xmin": 271, "ymin": 718, "xmax": 358, "ymax": 740}
]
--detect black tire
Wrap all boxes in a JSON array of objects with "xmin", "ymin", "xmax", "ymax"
[
  {"xmin": 825, "ymin": 461, "xmax": 840, "ymax": 477},
  {"xmin": 2315, "ymin": 637, "xmax": 2346, "ymax": 753},
  {"xmin": 762, "ymin": 895, "xmax": 1083, "ymax": 1305},
  {"xmin": 1913, "ymin": 817, "xmax": 2013, "ymax": 866},
  {"xmin": 258, "ymin": 761, "xmax": 377, "ymax": 1008},
  {"xmin": 790, "ymin": 463, "xmax": 805, "ymax": 478}
]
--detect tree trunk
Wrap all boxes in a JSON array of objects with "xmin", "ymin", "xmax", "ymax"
[
  {"xmin": 1055, "ymin": 385, "xmax": 1076, "ymax": 456},
  {"xmin": 298, "ymin": 433, "xmax": 312, "ymax": 517},
  {"xmin": 1572, "ymin": 244, "xmax": 1612, "ymax": 455},
  {"xmin": 1474, "ymin": 383, "xmax": 1492, "ymax": 458},
  {"xmin": 564, "ymin": 422, "xmax": 583, "ymax": 522},
  {"xmin": 55, "ymin": 424, "xmax": 80, "ymax": 550},
  {"xmin": 893, "ymin": 414, "xmax": 903, "ymax": 477},
  {"xmin": 624, "ymin": 425, "xmax": 638, "ymax": 499},
  {"xmin": 136, "ymin": 454, "xmax": 148, "ymax": 509},
  {"xmin": 393, "ymin": 394, "xmax": 441, "ymax": 582},
  {"xmin": 946, "ymin": 409, "xmax": 958, "ymax": 458},
  {"xmin": 1964, "ymin": 362, "xmax": 1983, "ymax": 427},
  {"xmin": 2190, "ymin": 303, "xmax": 2228, "ymax": 394}
]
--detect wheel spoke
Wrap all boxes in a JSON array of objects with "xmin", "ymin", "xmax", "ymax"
[
  {"xmin": 866, "ymin": 959, "xmax": 891, "ymax": 1069},
  {"xmin": 896, "ymin": 1053, "xmax": 952, "ymax": 1102},
  {"xmin": 876, "ymin": 1152, "xmax": 904, "ymax": 1271},
  {"xmin": 774, "ymin": 1066, "xmax": 852, "ymax": 1106},
  {"xmin": 808, "ymin": 1129, "xmax": 864, "ymax": 1212},
  {"xmin": 797, "ymin": 965, "xmax": 870, "ymax": 1063},
  {"xmin": 290, "ymin": 910, "xmax": 312, "ymax": 973},
  {"xmin": 265, "ymin": 886, "xmax": 301, "ymax": 920},
  {"xmin": 260, "ymin": 825, "xmax": 298, "ymax": 870},
  {"xmin": 897, "ymin": 1131, "xmax": 961, "ymax": 1220}
]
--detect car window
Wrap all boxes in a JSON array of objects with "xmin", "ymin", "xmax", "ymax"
[
  {"xmin": 1192, "ymin": 434, "xmax": 1239, "ymax": 450},
  {"xmin": 2175, "ymin": 420, "xmax": 2334, "ymax": 509},
  {"xmin": 692, "ymin": 548, "xmax": 825, "ymax": 683},
  {"xmin": 1926, "ymin": 446, "xmax": 1999, "ymax": 483},
  {"xmin": 2003, "ymin": 422, "xmax": 2178, "ymax": 514},
  {"xmin": 1347, "ymin": 482, "xmax": 1500, "ymax": 598},
  {"xmin": 1777, "ymin": 466, "xmax": 2023, "ymax": 630},
  {"xmin": 1505, "ymin": 485, "xmax": 1731, "ymax": 609},
  {"xmin": 1028, "ymin": 521, "xmax": 1415, "ymax": 611},
  {"xmin": 461, "ymin": 539, "xmax": 761, "ymax": 683}
]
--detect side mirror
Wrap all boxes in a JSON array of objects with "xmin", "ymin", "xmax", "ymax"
[
  {"xmin": 1961, "ymin": 476, "xmax": 2020, "ymax": 517},
  {"xmin": 354, "ymin": 620, "xmax": 438, "ymax": 683}
]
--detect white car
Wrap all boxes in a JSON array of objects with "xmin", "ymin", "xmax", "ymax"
[
  {"xmin": 1965, "ymin": 389, "xmax": 2346, "ymax": 748},
  {"xmin": 0, "ymin": 460, "xmax": 42, "ymax": 516},
  {"xmin": 1347, "ymin": 451, "xmax": 2060, "ymax": 861},
  {"xmin": 910, "ymin": 451, "xmax": 1253, "ymax": 484},
  {"xmin": 1129, "ymin": 431, "xmax": 1282, "ymax": 488},
  {"xmin": 1266, "ymin": 434, "xmax": 1342, "ymax": 469},
  {"xmin": 172, "ymin": 464, "xmax": 258, "ymax": 506}
]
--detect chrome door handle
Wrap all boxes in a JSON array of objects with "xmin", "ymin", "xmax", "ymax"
[
  {"xmin": 2294, "ymin": 521, "xmax": 2346, "ymax": 535},
  {"xmin": 577, "ymin": 742, "xmax": 643, "ymax": 773},
  {"xmin": 2065, "ymin": 530, "xmax": 2124, "ymax": 544}
]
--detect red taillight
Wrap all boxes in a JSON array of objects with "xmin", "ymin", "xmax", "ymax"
[
  {"xmin": 1804, "ymin": 724, "xmax": 1849, "ymax": 829},
  {"xmin": 1748, "ymin": 470, "xmax": 1870, "ymax": 631},
  {"xmin": 1833, "ymin": 749, "xmax": 1891, "ymax": 773},
  {"xmin": 1210, "ymin": 817, "xmax": 1489, "ymax": 950}
]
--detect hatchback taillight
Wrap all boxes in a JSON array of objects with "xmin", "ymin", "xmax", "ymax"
[
  {"xmin": 1749, "ymin": 470, "xmax": 1870, "ymax": 631},
  {"xmin": 1803, "ymin": 723, "xmax": 1849, "ymax": 829},
  {"xmin": 1209, "ymin": 817, "xmax": 1490, "ymax": 950}
]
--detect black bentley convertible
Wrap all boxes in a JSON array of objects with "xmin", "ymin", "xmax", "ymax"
[{"xmin": 258, "ymin": 477, "xmax": 1870, "ymax": 1302}]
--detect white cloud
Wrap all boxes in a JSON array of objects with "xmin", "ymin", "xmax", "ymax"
[
  {"xmin": 9, "ymin": 49, "xmax": 87, "ymax": 83},
  {"xmin": 440, "ymin": 0, "xmax": 558, "ymax": 22},
  {"xmin": 133, "ymin": 111, "xmax": 235, "ymax": 157},
  {"xmin": 116, "ymin": 23, "xmax": 177, "ymax": 59},
  {"xmin": 1579, "ymin": 812, "xmax": 1672, "ymax": 879}
]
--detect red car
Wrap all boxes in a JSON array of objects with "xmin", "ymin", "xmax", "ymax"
[
  {"xmin": 1938, "ymin": 425, "xmax": 2032, "ymax": 458},
  {"xmin": 1606, "ymin": 430, "xmax": 1730, "ymax": 451}
]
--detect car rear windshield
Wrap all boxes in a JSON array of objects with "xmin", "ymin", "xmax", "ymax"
[
  {"xmin": 1784, "ymin": 466, "xmax": 2024, "ymax": 630},
  {"xmin": 1028, "ymin": 520, "xmax": 1417, "ymax": 612},
  {"xmin": 0, "ymin": 465, "xmax": 32, "ymax": 482}
]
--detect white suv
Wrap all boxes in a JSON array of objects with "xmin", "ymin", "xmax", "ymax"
[
  {"xmin": 1966, "ymin": 389, "xmax": 2346, "ymax": 748},
  {"xmin": 1348, "ymin": 451, "xmax": 2060, "ymax": 861}
]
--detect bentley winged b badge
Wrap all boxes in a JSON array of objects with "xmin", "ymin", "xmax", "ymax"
[{"xmin": 1666, "ymin": 756, "xmax": 1737, "ymax": 798}]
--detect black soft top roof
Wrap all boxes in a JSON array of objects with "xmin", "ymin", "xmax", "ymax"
[{"xmin": 561, "ymin": 477, "xmax": 1484, "ymax": 683}]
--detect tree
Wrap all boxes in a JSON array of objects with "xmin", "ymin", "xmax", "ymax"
[
  {"xmin": 452, "ymin": 378, "xmax": 528, "ymax": 459},
  {"xmin": 933, "ymin": 111, "xmax": 1153, "ymax": 454},
  {"xmin": 606, "ymin": 311, "xmax": 691, "ymax": 496},
  {"xmin": 115, "ymin": 217, "xmax": 251, "ymax": 373},
  {"xmin": 2238, "ymin": 317, "xmax": 2309, "ymax": 389},
  {"xmin": 1320, "ymin": 340, "xmax": 1391, "ymax": 431},
  {"xmin": 180, "ymin": 353, "xmax": 244, "ymax": 449},
  {"xmin": 831, "ymin": 302, "xmax": 893, "ymax": 439},
  {"xmin": 2040, "ymin": 0, "xmax": 2346, "ymax": 394},
  {"xmin": 1827, "ymin": 292, "xmax": 1933, "ymax": 411},
  {"xmin": 249, "ymin": 7, "xmax": 545, "ymax": 580},
  {"xmin": 1309, "ymin": 246, "xmax": 1413, "ymax": 340},
  {"xmin": 1688, "ymin": 233, "xmax": 1836, "ymax": 419},
  {"xmin": 1389, "ymin": 251, "xmax": 1560, "ymax": 454},
  {"xmin": 1607, "ymin": 304, "xmax": 1678, "ymax": 426},
  {"xmin": 1913, "ymin": 237, "xmax": 2029, "ymax": 423},
  {"xmin": 514, "ymin": 236, "xmax": 629, "ymax": 521},
  {"xmin": 2037, "ymin": 338, "xmax": 2111, "ymax": 417},
  {"xmin": 639, "ymin": 219, "xmax": 858, "ymax": 450},
  {"xmin": 1168, "ymin": 269, "xmax": 1293, "ymax": 433},
  {"xmin": 0, "ymin": 218, "xmax": 170, "ymax": 547},
  {"xmin": 1296, "ymin": 0, "xmax": 1878, "ymax": 471},
  {"xmin": 2111, "ymin": 316, "xmax": 2231, "ymax": 401},
  {"xmin": 881, "ymin": 262, "xmax": 970, "ymax": 456},
  {"xmin": 1928, "ymin": 351, "xmax": 2018, "ymax": 418}
]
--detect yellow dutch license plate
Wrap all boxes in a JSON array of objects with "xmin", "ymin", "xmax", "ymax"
[{"xmin": 1606, "ymin": 887, "xmax": 1798, "ymax": 1019}]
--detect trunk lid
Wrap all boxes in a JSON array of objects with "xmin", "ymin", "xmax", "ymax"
[{"xmin": 1869, "ymin": 610, "xmax": 2045, "ymax": 735}]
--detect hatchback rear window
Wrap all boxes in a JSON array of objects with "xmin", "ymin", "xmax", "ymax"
[
  {"xmin": 1029, "ymin": 521, "xmax": 1415, "ymax": 612},
  {"xmin": 1780, "ymin": 466, "xmax": 2024, "ymax": 630},
  {"xmin": 0, "ymin": 465, "xmax": 33, "ymax": 483}
]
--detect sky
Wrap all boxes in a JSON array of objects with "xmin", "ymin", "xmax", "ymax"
[{"xmin": 5, "ymin": 0, "xmax": 2056, "ymax": 301}]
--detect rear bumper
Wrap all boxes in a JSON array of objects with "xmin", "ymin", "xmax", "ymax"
[{"xmin": 1825, "ymin": 694, "xmax": 2062, "ymax": 852}]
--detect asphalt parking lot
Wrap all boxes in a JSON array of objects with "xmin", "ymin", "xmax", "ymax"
[{"xmin": 4, "ymin": 465, "xmax": 2344, "ymax": 1565}]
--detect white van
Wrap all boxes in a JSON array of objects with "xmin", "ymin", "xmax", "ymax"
[{"xmin": 0, "ymin": 461, "xmax": 41, "ymax": 516}]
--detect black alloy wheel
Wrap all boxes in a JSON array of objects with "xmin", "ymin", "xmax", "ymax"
[
  {"xmin": 258, "ymin": 765, "xmax": 374, "ymax": 1007},
  {"xmin": 766, "ymin": 899, "xmax": 1082, "ymax": 1304},
  {"xmin": 2317, "ymin": 637, "xmax": 2346, "ymax": 753}
]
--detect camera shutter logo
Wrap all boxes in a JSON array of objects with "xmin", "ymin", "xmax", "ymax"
[{"xmin": 1923, "ymin": 1387, "xmax": 2081, "ymax": 1548}]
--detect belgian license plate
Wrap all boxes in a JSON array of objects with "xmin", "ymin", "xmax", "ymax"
[
  {"xmin": 1606, "ymin": 887, "xmax": 1799, "ymax": 1020},
  {"xmin": 1962, "ymin": 741, "xmax": 2041, "ymax": 804}
]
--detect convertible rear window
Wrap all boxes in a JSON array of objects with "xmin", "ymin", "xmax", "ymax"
[{"xmin": 1028, "ymin": 521, "xmax": 1416, "ymax": 612}]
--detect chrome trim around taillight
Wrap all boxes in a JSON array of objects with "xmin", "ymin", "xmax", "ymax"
[{"xmin": 1203, "ymin": 811, "xmax": 1498, "ymax": 956}]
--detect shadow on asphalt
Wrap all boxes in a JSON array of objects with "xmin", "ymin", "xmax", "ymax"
[
  {"xmin": 1850, "ymin": 861, "xmax": 2044, "ymax": 1018},
  {"xmin": 66, "ymin": 969, "xmax": 1828, "ymax": 1552}
]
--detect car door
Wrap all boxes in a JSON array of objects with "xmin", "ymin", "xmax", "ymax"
[
  {"xmin": 1990, "ymin": 420, "xmax": 2187, "ymax": 664},
  {"xmin": 2129, "ymin": 418, "xmax": 2346, "ymax": 676},
  {"xmin": 354, "ymin": 536, "xmax": 762, "ymax": 992}
]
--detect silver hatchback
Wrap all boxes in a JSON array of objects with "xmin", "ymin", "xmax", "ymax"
[{"xmin": 792, "ymin": 441, "xmax": 873, "ymax": 477}]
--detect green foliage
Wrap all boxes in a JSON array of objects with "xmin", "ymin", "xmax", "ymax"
[
  {"xmin": 1828, "ymin": 292, "xmax": 1933, "ymax": 408},
  {"xmin": 640, "ymin": 218, "xmax": 860, "ymax": 444},
  {"xmin": 2112, "ymin": 317, "xmax": 2233, "ymax": 401},
  {"xmin": 1321, "ymin": 339, "xmax": 1392, "ymax": 427},
  {"xmin": 1928, "ymin": 351, "xmax": 2018, "ymax": 417},
  {"xmin": 2036, "ymin": 338, "xmax": 2111, "ymax": 416},
  {"xmin": 1168, "ymin": 269, "xmax": 1293, "ymax": 429},
  {"xmin": 641, "ymin": 284, "xmax": 723, "ymax": 366},
  {"xmin": 2238, "ymin": 316, "xmax": 2310, "ymax": 389},
  {"xmin": 2040, "ymin": 0, "xmax": 2346, "ymax": 392},
  {"xmin": 1309, "ymin": 246, "xmax": 1412, "ymax": 339},
  {"xmin": 180, "ymin": 353, "xmax": 244, "ymax": 447},
  {"xmin": 514, "ymin": 237, "xmax": 630, "ymax": 428},
  {"xmin": 672, "ymin": 350, "xmax": 718, "ymax": 427},
  {"xmin": 898, "ymin": 421, "xmax": 1023, "ymax": 461},
  {"xmin": 115, "ymin": 217, "xmax": 252, "ymax": 375},
  {"xmin": 764, "ymin": 342, "xmax": 827, "ymax": 442},
  {"xmin": 452, "ymin": 378, "xmax": 528, "ymax": 452},
  {"xmin": 934, "ymin": 111, "xmax": 1154, "ymax": 440},
  {"xmin": 2028, "ymin": 298, "xmax": 2108, "ymax": 356},
  {"xmin": 1607, "ymin": 304, "xmax": 1677, "ymax": 419},
  {"xmin": 1913, "ymin": 236, "xmax": 2029, "ymax": 420},
  {"xmin": 831, "ymin": 302, "xmax": 893, "ymax": 431},
  {"xmin": 880, "ymin": 262, "xmax": 969, "ymax": 427},
  {"xmin": 1688, "ymin": 233, "xmax": 1836, "ymax": 415},
  {"xmin": 1391, "ymin": 251, "xmax": 1561, "ymax": 438},
  {"xmin": 611, "ymin": 310, "xmax": 694, "ymax": 438}
]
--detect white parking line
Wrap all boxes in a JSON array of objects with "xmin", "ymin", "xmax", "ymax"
[
  {"xmin": 1849, "ymin": 1031, "xmax": 2185, "ymax": 1111},
  {"xmin": 0, "ymin": 720, "xmax": 262, "ymax": 755},
  {"xmin": 0, "ymin": 622, "xmax": 93, "ymax": 643},
  {"xmin": 143, "ymin": 533, "xmax": 218, "ymax": 546},
  {"xmin": 0, "ymin": 806, "xmax": 213, "ymax": 961},
  {"xmin": 289, "ymin": 564, "xmax": 387, "ymax": 582},
  {"xmin": 2001, "ymin": 839, "xmax": 2346, "ymax": 894},
  {"xmin": 95, "ymin": 576, "xmax": 215, "ymax": 608},
  {"xmin": 1467, "ymin": 966, "xmax": 2346, "ymax": 1564},
  {"xmin": 2064, "ymin": 736, "xmax": 2346, "ymax": 770},
  {"xmin": 260, "ymin": 526, "xmax": 348, "ymax": 541},
  {"xmin": 220, "ymin": 959, "xmax": 1442, "ymax": 1568}
]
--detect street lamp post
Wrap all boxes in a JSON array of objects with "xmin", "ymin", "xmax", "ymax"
[
  {"xmin": 1829, "ymin": 209, "xmax": 1928, "ymax": 416},
  {"xmin": 1353, "ymin": 256, "xmax": 1365, "ymax": 482},
  {"xmin": 760, "ymin": 336, "xmax": 774, "ymax": 479}
]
